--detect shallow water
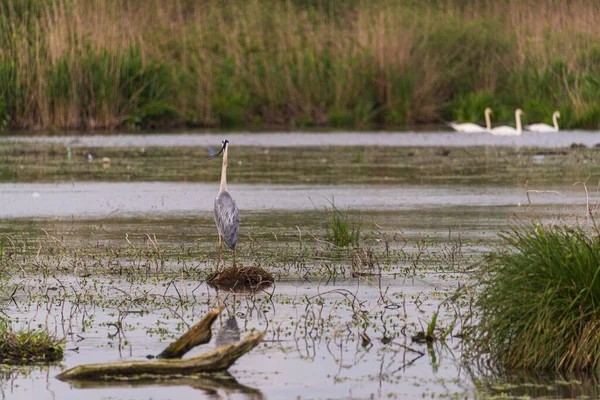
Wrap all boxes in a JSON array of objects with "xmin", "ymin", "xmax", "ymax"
[
  {"xmin": 0, "ymin": 132, "xmax": 598, "ymax": 400},
  {"xmin": 2, "ymin": 273, "xmax": 464, "ymax": 400},
  {"xmin": 3, "ymin": 130, "xmax": 600, "ymax": 148},
  {"xmin": 0, "ymin": 181, "xmax": 593, "ymax": 219}
]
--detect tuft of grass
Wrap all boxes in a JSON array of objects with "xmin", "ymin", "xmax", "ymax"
[
  {"xmin": 426, "ymin": 311, "xmax": 438, "ymax": 340},
  {"xmin": 469, "ymin": 223, "xmax": 600, "ymax": 373},
  {"xmin": 0, "ymin": 320, "xmax": 64, "ymax": 364},
  {"xmin": 325, "ymin": 200, "xmax": 360, "ymax": 248}
]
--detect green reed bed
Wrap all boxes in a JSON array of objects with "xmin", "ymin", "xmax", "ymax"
[
  {"xmin": 2, "ymin": 0, "xmax": 600, "ymax": 130},
  {"xmin": 470, "ymin": 223, "xmax": 600, "ymax": 372}
]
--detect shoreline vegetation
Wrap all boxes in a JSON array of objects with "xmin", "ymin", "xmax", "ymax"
[
  {"xmin": 469, "ymin": 223, "xmax": 600, "ymax": 372},
  {"xmin": 2, "ymin": 0, "xmax": 600, "ymax": 132}
]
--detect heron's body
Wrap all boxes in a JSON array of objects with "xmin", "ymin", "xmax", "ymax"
[
  {"xmin": 214, "ymin": 190, "xmax": 239, "ymax": 249},
  {"xmin": 211, "ymin": 140, "xmax": 240, "ymax": 269}
]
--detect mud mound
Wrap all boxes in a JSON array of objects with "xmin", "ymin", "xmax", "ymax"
[{"xmin": 207, "ymin": 266, "xmax": 274, "ymax": 291}]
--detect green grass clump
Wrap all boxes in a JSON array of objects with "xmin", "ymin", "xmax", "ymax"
[
  {"xmin": 470, "ymin": 223, "xmax": 600, "ymax": 372},
  {"xmin": 326, "ymin": 201, "xmax": 360, "ymax": 247},
  {"xmin": 0, "ymin": 320, "xmax": 64, "ymax": 364}
]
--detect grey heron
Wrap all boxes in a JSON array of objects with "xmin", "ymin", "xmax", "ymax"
[{"xmin": 209, "ymin": 140, "xmax": 240, "ymax": 270}]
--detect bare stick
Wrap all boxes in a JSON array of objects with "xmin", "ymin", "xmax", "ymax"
[{"xmin": 574, "ymin": 181, "xmax": 600, "ymax": 235}]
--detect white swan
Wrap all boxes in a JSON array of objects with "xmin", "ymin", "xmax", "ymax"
[
  {"xmin": 525, "ymin": 111, "xmax": 560, "ymax": 132},
  {"xmin": 449, "ymin": 107, "xmax": 493, "ymax": 133},
  {"xmin": 490, "ymin": 109, "xmax": 524, "ymax": 136}
]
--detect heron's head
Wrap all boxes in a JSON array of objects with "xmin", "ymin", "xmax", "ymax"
[{"xmin": 209, "ymin": 140, "xmax": 229, "ymax": 159}]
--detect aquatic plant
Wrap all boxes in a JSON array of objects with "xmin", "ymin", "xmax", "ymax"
[
  {"xmin": 412, "ymin": 310, "xmax": 439, "ymax": 344},
  {"xmin": 0, "ymin": 320, "xmax": 64, "ymax": 364},
  {"xmin": 469, "ymin": 223, "xmax": 600, "ymax": 372}
]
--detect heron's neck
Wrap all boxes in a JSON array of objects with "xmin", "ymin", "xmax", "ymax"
[
  {"xmin": 515, "ymin": 112, "xmax": 522, "ymax": 133},
  {"xmin": 220, "ymin": 147, "xmax": 228, "ymax": 192},
  {"xmin": 484, "ymin": 111, "xmax": 492, "ymax": 130}
]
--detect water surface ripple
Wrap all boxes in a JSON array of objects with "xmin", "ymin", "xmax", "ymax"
[
  {"xmin": 2, "ymin": 131, "xmax": 600, "ymax": 148},
  {"xmin": 0, "ymin": 182, "xmax": 589, "ymax": 219}
]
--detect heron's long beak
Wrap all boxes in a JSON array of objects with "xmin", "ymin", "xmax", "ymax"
[{"xmin": 209, "ymin": 145, "xmax": 225, "ymax": 160}]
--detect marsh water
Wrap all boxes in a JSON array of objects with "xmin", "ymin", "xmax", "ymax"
[{"xmin": 1, "ymin": 131, "xmax": 600, "ymax": 400}]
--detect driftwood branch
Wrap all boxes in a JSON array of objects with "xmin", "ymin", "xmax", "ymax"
[
  {"xmin": 56, "ymin": 332, "xmax": 265, "ymax": 381},
  {"xmin": 158, "ymin": 305, "xmax": 224, "ymax": 359},
  {"xmin": 56, "ymin": 305, "xmax": 265, "ymax": 382}
]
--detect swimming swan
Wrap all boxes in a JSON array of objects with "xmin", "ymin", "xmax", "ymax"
[
  {"xmin": 449, "ymin": 108, "xmax": 493, "ymax": 133},
  {"xmin": 525, "ymin": 111, "xmax": 560, "ymax": 132},
  {"xmin": 490, "ymin": 109, "xmax": 524, "ymax": 136}
]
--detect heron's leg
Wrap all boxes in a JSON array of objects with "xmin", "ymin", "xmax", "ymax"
[
  {"xmin": 233, "ymin": 248, "xmax": 237, "ymax": 268},
  {"xmin": 217, "ymin": 233, "xmax": 222, "ymax": 271}
]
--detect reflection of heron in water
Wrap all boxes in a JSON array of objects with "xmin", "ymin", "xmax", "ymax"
[
  {"xmin": 209, "ymin": 140, "xmax": 240, "ymax": 271},
  {"xmin": 215, "ymin": 315, "xmax": 240, "ymax": 346}
]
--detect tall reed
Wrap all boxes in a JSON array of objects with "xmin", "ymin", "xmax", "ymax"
[{"xmin": 1, "ymin": 0, "xmax": 600, "ymax": 130}]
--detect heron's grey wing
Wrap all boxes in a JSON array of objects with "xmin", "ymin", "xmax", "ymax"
[{"xmin": 214, "ymin": 191, "xmax": 240, "ymax": 249}]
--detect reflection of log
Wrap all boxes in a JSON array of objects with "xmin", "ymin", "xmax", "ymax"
[
  {"xmin": 158, "ymin": 305, "xmax": 224, "ymax": 359},
  {"xmin": 56, "ymin": 332, "xmax": 265, "ymax": 381},
  {"xmin": 64, "ymin": 371, "xmax": 264, "ymax": 399}
]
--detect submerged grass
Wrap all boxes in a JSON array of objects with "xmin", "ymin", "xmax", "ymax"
[
  {"xmin": 2, "ymin": 0, "xmax": 600, "ymax": 129},
  {"xmin": 0, "ymin": 320, "xmax": 64, "ymax": 364},
  {"xmin": 470, "ymin": 223, "xmax": 600, "ymax": 372}
]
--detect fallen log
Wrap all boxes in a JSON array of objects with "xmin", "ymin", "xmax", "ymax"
[
  {"xmin": 158, "ymin": 305, "xmax": 224, "ymax": 359},
  {"xmin": 56, "ymin": 331, "xmax": 265, "ymax": 381},
  {"xmin": 56, "ymin": 305, "xmax": 265, "ymax": 381}
]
